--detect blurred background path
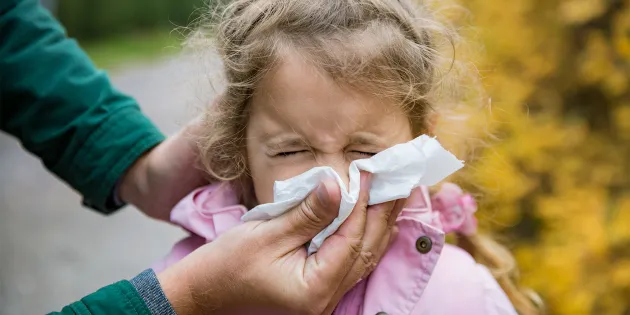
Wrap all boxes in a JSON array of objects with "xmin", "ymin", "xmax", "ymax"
[{"xmin": 0, "ymin": 55, "xmax": 216, "ymax": 314}]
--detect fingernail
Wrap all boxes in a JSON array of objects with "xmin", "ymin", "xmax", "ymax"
[{"xmin": 316, "ymin": 183, "xmax": 331, "ymax": 208}]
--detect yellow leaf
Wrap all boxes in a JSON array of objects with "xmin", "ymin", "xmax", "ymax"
[{"xmin": 559, "ymin": 0, "xmax": 606, "ymax": 25}]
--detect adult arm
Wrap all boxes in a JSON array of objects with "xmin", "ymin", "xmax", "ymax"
[{"xmin": 0, "ymin": 0, "xmax": 165, "ymax": 213}]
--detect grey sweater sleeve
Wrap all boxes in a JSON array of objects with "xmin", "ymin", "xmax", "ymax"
[{"xmin": 130, "ymin": 269, "xmax": 177, "ymax": 315}]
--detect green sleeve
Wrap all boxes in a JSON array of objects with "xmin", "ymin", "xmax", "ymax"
[
  {"xmin": 0, "ymin": 0, "xmax": 166, "ymax": 213},
  {"xmin": 49, "ymin": 281, "xmax": 151, "ymax": 315}
]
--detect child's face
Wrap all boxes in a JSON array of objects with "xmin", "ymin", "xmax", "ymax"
[{"xmin": 246, "ymin": 53, "xmax": 413, "ymax": 204}]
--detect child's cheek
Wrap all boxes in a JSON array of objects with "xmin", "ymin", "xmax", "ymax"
[{"xmin": 254, "ymin": 162, "xmax": 316, "ymax": 204}]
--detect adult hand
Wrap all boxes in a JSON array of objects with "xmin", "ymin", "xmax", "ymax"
[
  {"xmin": 118, "ymin": 120, "xmax": 208, "ymax": 221},
  {"xmin": 157, "ymin": 172, "xmax": 405, "ymax": 315}
]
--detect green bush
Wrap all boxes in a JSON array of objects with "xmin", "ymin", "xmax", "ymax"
[{"xmin": 57, "ymin": 0, "xmax": 209, "ymax": 40}]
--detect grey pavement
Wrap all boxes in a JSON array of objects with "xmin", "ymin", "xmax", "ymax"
[{"xmin": 0, "ymin": 54, "xmax": 222, "ymax": 314}]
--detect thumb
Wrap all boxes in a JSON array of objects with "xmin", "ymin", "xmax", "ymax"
[{"xmin": 265, "ymin": 179, "xmax": 341, "ymax": 248}]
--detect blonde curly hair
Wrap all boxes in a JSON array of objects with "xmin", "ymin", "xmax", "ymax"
[{"xmin": 188, "ymin": 0, "xmax": 542, "ymax": 313}]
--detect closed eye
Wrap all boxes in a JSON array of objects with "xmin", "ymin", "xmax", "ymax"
[
  {"xmin": 275, "ymin": 150, "xmax": 309, "ymax": 157},
  {"xmin": 352, "ymin": 151, "xmax": 377, "ymax": 157}
]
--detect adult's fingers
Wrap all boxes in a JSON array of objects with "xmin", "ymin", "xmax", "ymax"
[
  {"xmin": 320, "ymin": 206, "xmax": 390, "ymax": 314},
  {"xmin": 322, "ymin": 197, "xmax": 405, "ymax": 314},
  {"xmin": 304, "ymin": 173, "xmax": 371, "ymax": 292},
  {"xmin": 388, "ymin": 198, "xmax": 406, "ymax": 227},
  {"xmin": 264, "ymin": 178, "xmax": 342, "ymax": 250},
  {"xmin": 361, "ymin": 198, "xmax": 404, "ymax": 281},
  {"xmin": 347, "ymin": 197, "xmax": 401, "ymax": 273},
  {"xmin": 371, "ymin": 225, "xmax": 399, "ymax": 274}
]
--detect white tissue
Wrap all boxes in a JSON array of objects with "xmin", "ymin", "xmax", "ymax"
[{"xmin": 241, "ymin": 135, "xmax": 464, "ymax": 254}]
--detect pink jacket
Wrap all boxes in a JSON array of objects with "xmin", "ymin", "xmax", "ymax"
[{"xmin": 153, "ymin": 183, "xmax": 517, "ymax": 315}]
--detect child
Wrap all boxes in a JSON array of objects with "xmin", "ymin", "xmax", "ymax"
[{"xmin": 155, "ymin": 0, "xmax": 541, "ymax": 314}]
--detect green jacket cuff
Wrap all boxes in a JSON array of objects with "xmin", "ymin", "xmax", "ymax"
[{"xmin": 52, "ymin": 280, "xmax": 151, "ymax": 315}]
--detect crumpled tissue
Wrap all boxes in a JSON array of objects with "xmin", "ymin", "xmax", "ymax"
[{"xmin": 241, "ymin": 135, "xmax": 464, "ymax": 254}]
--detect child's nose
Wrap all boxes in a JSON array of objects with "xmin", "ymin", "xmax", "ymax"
[
  {"xmin": 315, "ymin": 155, "xmax": 351, "ymax": 191},
  {"xmin": 331, "ymin": 164, "xmax": 351, "ymax": 192}
]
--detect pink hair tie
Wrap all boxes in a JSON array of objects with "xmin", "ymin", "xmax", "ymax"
[{"xmin": 431, "ymin": 183, "xmax": 478, "ymax": 236}]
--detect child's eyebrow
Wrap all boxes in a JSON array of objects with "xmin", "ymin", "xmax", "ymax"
[
  {"xmin": 264, "ymin": 135, "xmax": 308, "ymax": 148},
  {"xmin": 348, "ymin": 133, "xmax": 383, "ymax": 146},
  {"xmin": 264, "ymin": 133, "xmax": 384, "ymax": 148}
]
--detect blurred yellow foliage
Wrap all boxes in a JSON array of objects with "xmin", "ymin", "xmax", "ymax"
[{"xmin": 436, "ymin": 0, "xmax": 630, "ymax": 313}]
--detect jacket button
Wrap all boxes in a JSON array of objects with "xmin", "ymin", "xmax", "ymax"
[{"xmin": 415, "ymin": 236, "xmax": 432, "ymax": 254}]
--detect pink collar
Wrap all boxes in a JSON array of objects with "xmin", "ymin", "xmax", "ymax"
[{"xmin": 169, "ymin": 183, "xmax": 478, "ymax": 242}]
